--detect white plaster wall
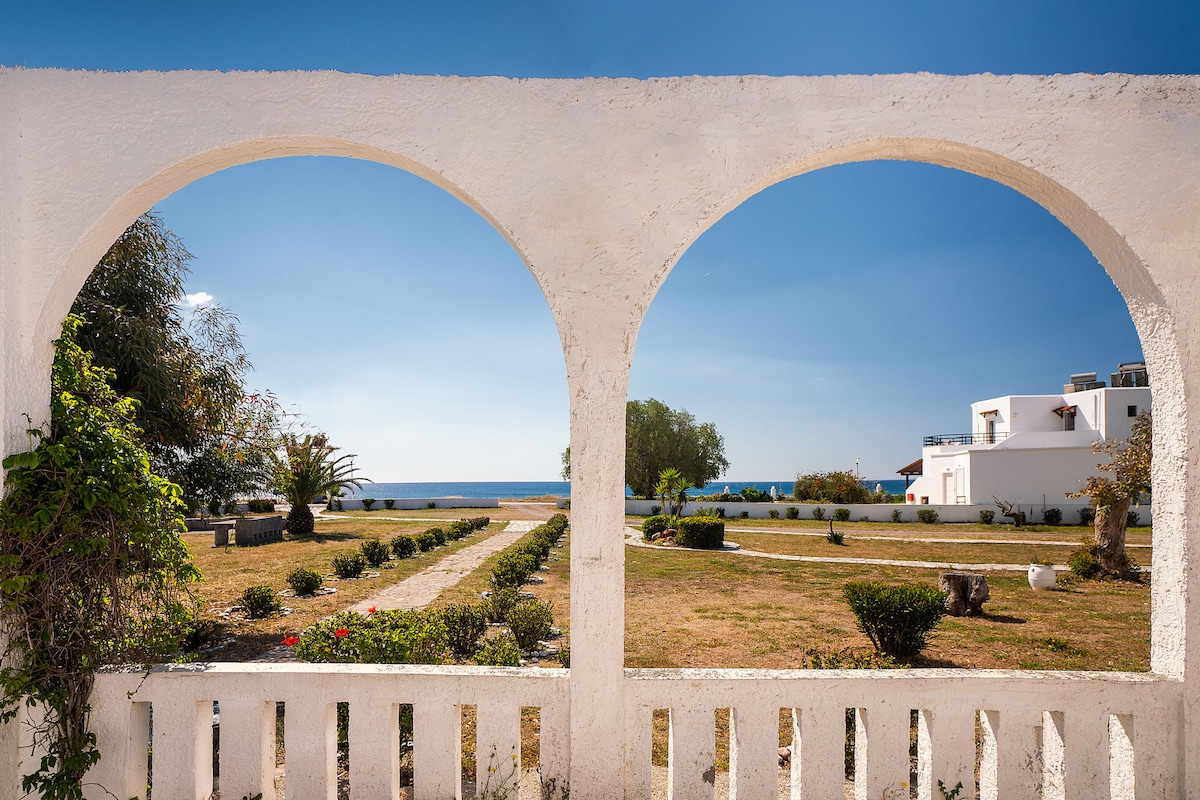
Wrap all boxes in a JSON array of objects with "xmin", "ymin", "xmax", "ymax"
[
  {"xmin": 623, "ymin": 498, "xmax": 1110, "ymax": 524},
  {"xmin": 1, "ymin": 69, "xmax": 1198, "ymax": 798}
]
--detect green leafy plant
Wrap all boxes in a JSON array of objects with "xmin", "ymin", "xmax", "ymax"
[
  {"xmin": 833, "ymin": 508, "xmax": 851, "ymax": 522},
  {"xmin": 485, "ymin": 587, "xmax": 523, "ymax": 623},
  {"xmin": 416, "ymin": 531, "xmax": 440, "ymax": 552},
  {"xmin": 1079, "ymin": 507, "xmax": 1096, "ymax": 525},
  {"xmin": 842, "ymin": 581, "xmax": 946, "ymax": 659},
  {"xmin": 439, "ymin": 603, "xmax": 488, "ymax": 658},
  {"xmin": 938, "ymin": 780, "xmax": 964, "ymax": 800},
  {"xmin": 785, "ymin": 506, "xmax": 800, "ymax": 520},
  {"xmin": 890, "ymin": 508, "xmax": 903, "ymax": 523},
  {"xmin": 295, "ymin": 609, "xmax": 447, "ymax": 664},
  {"xmin": 287, "ymin": 567, "xmax": 324, "ymax": 596},
  {"xmin": 332, "ymin": 552, "xmax": 367, "ymax": 579},
  {"xmin": 811, "ymin": 506, "xmax": 825, "ymax": 521},
  {"xmin": 238, "ymin": 584, "xmax": 282, "ymax": 619},
  {"xmin": 273, "ymin": 433, "xmax": 368, "ymax": 536},
  {"xmin": 675, "ymin": 516, "xmax": 725, "ymax": 549},
  {"xmin": 507, "ymin": 599, "xmax": 555, "ymax": 651},
  {"xmin": 361, "ymin": 497, "xmax": 376, "ymax": 511},
  {"xmin": 1043, "ymin": 507, "xmax": 1062, "ymax": 525},
  {"xmin": 642, "ymin": 514, "xmax": 675, "ymax": 540},
  {"xmin": 794, "ymin": 470, "xmax": 871, "ymax": 504},
  {"xmin": 491, "ymin": 550, "xmax": 540, "ymax": 589},
  {"xmin": 1069, "ymin": 544, "xmax": 1102, "ymax": 579},
  {"xmin": 979, "ymin": 509, "xmax": 995, "ymax": 525},
  {"xmin": 768, "ymin": 509, "xmax": 780, "ymax": 519},
  {"xmin": 430, "ymin": 527, "xmax": 448, "ymax": 546},
  {"xmin": 246, "ymin": 498, "xmax": 276, "ymax": 513},
  {"xmin": 826, "ymin": 530, "xmax": 846, "ymax": 545},
  {"xmin": 654, "ymin": 467, "xmax": 694, "ymax": 518},
  {"xmin": 360, "ymin": 538, "xmax": 391, "ymax": 567},
  {"xmin": 473, "ymin": 632, "xmax": 523, "ymax": 666},
  {"xmin": 916, "ymin": 508, "xmax": 939, "ymax": 524},
  {"xmin": 1127, "ymin": 510, "xmax": 1140, "ymax": 527},
  {"xmin": 449, "ymin": 520, "xmax": 474, "ymax": 538},
  {"xmin": 558, "ymin": 644, "xmax": 570, "ymax": 667},
  {"xmin": 427, "ymin": 500, "xmax": 437, "ymax": 509},
  {"xmin": 384, "ymin": 498, "xmax": 395, "ymax": 510},
  {"xmin": 0, "ymin": 316, "xmax": 199, "ymax": 799},
  {"xmin": 391, "ymin": 535, "xmax": 418, "ymax": 559}
]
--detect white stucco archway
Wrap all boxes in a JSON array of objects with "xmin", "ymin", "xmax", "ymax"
[{"xmin": 2, "ymin": 70, "xmax": 1198, "ymax": 798}]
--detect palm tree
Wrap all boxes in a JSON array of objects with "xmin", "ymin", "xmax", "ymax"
[
  {"xmin": 274, "ymin": 433, "xmax": 367, "ymax": 535},
  {"xmin": 654, "ymin": 467, "xmax": 693, "ymax": 519}
]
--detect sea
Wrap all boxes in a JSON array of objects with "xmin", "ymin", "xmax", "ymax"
[{"xmin": 349, "ymin": 479, "xmax": 909, "ymax": 500}]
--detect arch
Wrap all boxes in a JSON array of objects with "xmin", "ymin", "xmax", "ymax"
[
  {"xmin": 35, "ymin": 135, "xmax": 542, "ymax": 352},
  {"xmin": 638, "ymin": 135, "xmax": 1187, "ymax": 677}
]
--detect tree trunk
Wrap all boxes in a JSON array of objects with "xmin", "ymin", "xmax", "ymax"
[{"xmin": 1094, "ymin": 496, "xmax": 1132, "ymax": 576}]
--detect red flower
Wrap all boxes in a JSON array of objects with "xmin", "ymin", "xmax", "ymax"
[
  {"xmin": 281, "ymin": 636, "xmax": 299, "ymax": 647},
  {"xmin": 334, "ymin": 627, "xmax": 349, "ymax": 638},
  {"xmin": 368, "ymin": 606, "xmax": 377, "ymax": 614}
]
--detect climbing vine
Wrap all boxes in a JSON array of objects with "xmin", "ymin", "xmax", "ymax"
[{"xmin": 0, "ymin": 316, "xmax": 199, "ymax": 799}]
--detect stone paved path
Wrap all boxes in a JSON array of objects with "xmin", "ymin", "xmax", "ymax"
[{"xmin": 251, "ymin": 520, "xmax": 539, "ymax": 662}]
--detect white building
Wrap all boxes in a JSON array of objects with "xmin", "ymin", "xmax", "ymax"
[{"xmin": 904, "ymin": 363, "xmax": 1151, "ymax": 506}]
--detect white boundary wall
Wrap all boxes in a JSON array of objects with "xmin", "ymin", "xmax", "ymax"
[{"xmin": 623, "ymin": 499, "xmax": 1146, "ymax": 525}]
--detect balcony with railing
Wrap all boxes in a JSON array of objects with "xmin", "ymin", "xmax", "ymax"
[{"xmin": 922, "ymin": 432, "xmax": 1012, "ymax": 447}]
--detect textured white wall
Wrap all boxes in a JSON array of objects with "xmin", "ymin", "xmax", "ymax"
[{"xmin": 1, "ymin": 69, "xmax": 1198, "ymax": 798}]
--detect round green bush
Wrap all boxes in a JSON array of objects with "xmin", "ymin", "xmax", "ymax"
[
  {"xmin": 833, "ymin": 508, "xmax": 851, "ymax": 522},
  {"xmin": 332, "ymin": 552, "xmax": 367, "ymax": 579},
  {"xmin": 360, "ymin": 538, "xmax": 391, "ymax": 567},
  {"xmin": 506, "ymin": 599, "xmax": 555, "ymax": 651},
  {"xmin": 391, "ymin": 535, "xmax": 418, "ymax": 559},
  {"xmin": 842, "ymin": 581, "xmax": 946, "ymax": 660},
  {"xmin": 641, "ymin": 514, "xmax": 674, "ymax": 540},
  {"xmin": 1069, "ymin": 546, "xmax": 1102, "ymax": 579},
  {"xmin": 472, "ymin": 632, "xmax": 522, "ymax": 666},
  {"xmin": 287, "ymin": 567, "xmax": 323, "ymax": 596},
  {"xmin": 979, "ymin": 509, "xmax": 995, "ymax": 525},
  {"xmin": 429, "ymin": 527, "xmax": 448, "ymax": 546},
  {"xmin": 485, "ymin": 587, "xmax": 522, "ymax": 623},
  {"xmin": 675, "ymin": 516, "xmax": 725, "ymax": 549},
  {"xmin": 238, "ymin": 584, "xmax": 282, "ymax": 619},
  {"xmin": 768, "ymin": 509, "xmax": 780, "ymax": 519},
  {"xmin": 1043, "ymin": 508, "xmax": 1063, "ymax": 526},
  {"xmin": 415, "ymin": 531, "xmax": 439, "ymax": 552},
  {"xmin": 915, "ymin": 508, "xmax": 940, "ymax": 524},
  {"xmin": 438, "ymin": 603, "xmax": 488, "ymax": 658}
]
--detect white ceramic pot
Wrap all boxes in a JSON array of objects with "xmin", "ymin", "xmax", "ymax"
[{"xmin": 1027, "ymin": 564, "xmax": 1056, "ymax": 590}]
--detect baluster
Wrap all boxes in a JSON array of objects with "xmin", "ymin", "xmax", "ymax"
[
  {"xmin": 728, "ymin": 703, "xmax": 777, "ymax": 800},
  {"xmin": 540, "ymin": 700, "xmax": 571, "ymax": 799},
  {"xmin": 790, "ymin": 705, "xmax": 844, "ymax": 800},
  {"xmin": 1109, "ymin": 715, "xmax": 1135, "ymax": 800},
  {"xmin": 349, "ymin": 697, "xmax": 401, "ymax": 800},
  {"xmin": 84, "ymin": 699, "xmax": 150, "ymax": 800},
  {"xmin": 623, "ymin": 704, "xmax": 654, "ymax": 800},
  {"xmin": 152, "ymin": 698, "xmax": 213, "ymax": 800},
  {"xmin": 284, "ymin": 698, "xmax": 336, "ymax": 800},
  {"xmin": 667, "ymin": 706, "xmax": 715, "ymax": 800},
  {"xmin": 916, "ymin": 706, "xmax": 973, "ymax": 800},
  {"xmin": 853, "ymin": 704, "xmax": 909, "ymax": 800},
  {"xmin": 476, "ymin": 702, "xmax": 522, "ymax": 799},
  {"xmin": 979, "ymin": 707, "xmax": 1042, "ymax": 800},
  {"xmin": 412, "ymin": 700, "xmax": 462, "ymax": 800},
  {"xmin": 1043, "ymin": 711, "xmax": 1066, "ymax": 800},
  {"xmin": 1064, "ymin": 709, "xmax": 1109, "ymax": 799},
  {"xmin": 217, "ymin": 698, "xmax": 275, "ymax": 800}
]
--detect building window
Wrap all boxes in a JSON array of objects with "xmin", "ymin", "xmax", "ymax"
[
  {"xmin": 1064, "ymin": 410, "xmax": 1076, "ymax": 431},
  {"xmin": 1128, "ymin": 405, "xmax": 1138, "ymax": 417}
]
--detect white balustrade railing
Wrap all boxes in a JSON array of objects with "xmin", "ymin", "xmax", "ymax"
[
  {"xmin": 1, "ymin": 664, "xmax": 1182, "ymax": 799},
  {"xmin": 624, "ymin": 668, "xmax": 1180, "ymax": 800},
  {"xmin": 81, "ymin": 663, "xmax": 570, "ymax": 800}
]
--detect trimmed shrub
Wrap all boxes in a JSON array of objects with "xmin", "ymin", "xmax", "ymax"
[
  {"xmin": 472, "ymin": 632, "xmax": 522, "ymax": 666},
  {"xmin": 642, "ymin": 514, "xmax": 674, "ymax": 541},
  {"xmin": 485, "ymin": 587, "xmax": 522, "ymax": 623},
  {"xmin": 332, "ymin": 552, "xmax": 367, "ymax": 579},
  {"xmin": 833, "ymin": 508, "xmax": 851, "ymax": 522},
  {"xmin": 676, "ymin": 516, "xmax": 725, "ymax": 549},
  {"xmin": 890, "ymin": 509, "xmax": 903, "ymax": 523},
  {"xmin": 1069, "ymin": 545, "xmax": 1102, "ymax": 579},
  {"xmin": 430, "ymin": 527, "xmax": 448, "ymax": 546},
  {"xmin": 739, "ymin": 511, "xmax": 749, "ymax": 519},
  {"xmin": 295, "ymin": 609, "xmax": 447, "ymax": 665},
  {"xmin": 1079, "ymin": 507, "xmax": 1096, "ymax": 526},
  {"xmin": 842, "ymin": 581, "xmax": 946, "ymax": 659},
  {"xmin": 361, "ymin": 498, "xmax": 376, "ymax": 511},
  {"xmin": 427, "ymin": 501, "xmax": 436, "ymax": 509},
  {"xmin": 449, "ymin": 519, "xmax": 474, "ymax": 539},
  {"xmin": 360, "ymin": 538, "xmax": 391, "ymax": 567},
  {"xmin": 287, "ymin": 567, "xmax": 323, "ymax": 596},
  {"xmin": 812, "ymin": 507, "xmax": 825, "ymax": 521},
  {"xmin": 415, "ymin": 531, "xmax": 439, "ymax": 552},
  {"xmin": 238, "ymin": 585, "xmax": 282, "ymax": 619},
  {"xmin": 438, "ymin": 603, "xmax": 488, "ymax": 658},
  {"xmin": 491, "ymin": 550, "xmax": 539, "ymax": 589},
  {"xmin": 470, "ymin": 516, "xmax": 491, "ymax": 530},
  {"xmin": 1043, "ymin": 508, "xmax": 1062, "ymax": 526},
  {"xmin": 916, "ymin": 509, "xmax": 939, "ymax": 524},
  {"xmin": 507, "ymin": 599, "xmax": 555, "ymax": 651},
  {"xmin": 391, "ymin": 535, "xmax": 418, "ymax": 559},
  {"xmin": 768, "ymin": 509, "xmax": 780, "ymax": 519},
  {"xmin": 247, "ymin": 498, "xmax": 276, "ymax": 513},
  {"xmin": 785, "ymin": 506, "xmax": 799, "ymax": 520},
  {"xmin": 979, "ymin": 509, "xmax": 995, "ymax": 525},
  {"xmin": 384, "ymin": 499, "xmax": 395, "ymax": 510}
]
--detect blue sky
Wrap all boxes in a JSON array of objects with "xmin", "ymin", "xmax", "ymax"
[{"xmin": 4, "ymin": 1, "xmax": 1198, "ymax": 482}]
